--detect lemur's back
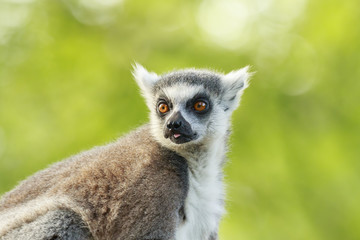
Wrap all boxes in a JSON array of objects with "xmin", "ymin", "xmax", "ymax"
[{"xmin": 0, "ymin": 125, "xmax": 189, "ymax": 239}]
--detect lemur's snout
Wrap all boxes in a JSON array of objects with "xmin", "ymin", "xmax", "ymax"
[
  {"xmin": 165, "ymin": 112, "xmax": 197, "ymax": 144},
  {"xmin": 166, "ymin": 112, "xmax": 186, "ymax": 130}
]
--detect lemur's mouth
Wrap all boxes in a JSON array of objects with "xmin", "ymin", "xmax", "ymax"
[
  {"xmin": 173, "ymin": 133, "xmax": 181, "ymax": 139},
  {"xmin": 166, "ymin": 130, "xmax": 197, "ymax": 144}
]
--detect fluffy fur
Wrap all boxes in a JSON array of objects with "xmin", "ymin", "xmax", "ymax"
[{"xmin": 0, "ymin": 64, "xmax": 250, "ymax": 240}]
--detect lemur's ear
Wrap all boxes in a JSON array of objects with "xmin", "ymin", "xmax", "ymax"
[
  {"xmin": 221, "ymin": 66, "xmax": 252, "ymax": 112},
  {"xmin": 132, "ymin": 63, "xmax": 160, "ymax": 95}
]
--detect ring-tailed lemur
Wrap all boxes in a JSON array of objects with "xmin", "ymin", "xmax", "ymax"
[{"xmin": 0, "ymin": 63, "xmax": 251, "ymax": 240}]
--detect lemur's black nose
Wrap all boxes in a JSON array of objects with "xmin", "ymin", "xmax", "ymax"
[{"xmin": 167, "ymin": 120, "xmax": 182, "ymax": 130}]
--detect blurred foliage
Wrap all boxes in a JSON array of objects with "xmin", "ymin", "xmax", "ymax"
[{"xmin": 1, "ymin": 0, "xmax": 360, "ymax": 239}]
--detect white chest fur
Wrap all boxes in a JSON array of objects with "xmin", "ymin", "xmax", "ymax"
[{"xmin": 175, "ymin": 141, "xmax": 226, "ymax": 240}]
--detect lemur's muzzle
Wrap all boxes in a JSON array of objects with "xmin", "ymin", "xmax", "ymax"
[{"xmin": 164, "ymin": 112, "xmax": 197, "ymax": 144}]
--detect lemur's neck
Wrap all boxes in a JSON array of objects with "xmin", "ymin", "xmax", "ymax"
[
  {"xmin": 178, "ymin": 130, "xmax": 230, "ymax": 176},
  {"xmin": 173, "ymin": 128, "xmax": 229, "ymax": 240}
]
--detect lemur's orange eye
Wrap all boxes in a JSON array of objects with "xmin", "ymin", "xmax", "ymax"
[
  {"xmin": 158, "ymin": 103, "xmax": 169, "ymax": 113},
  {"xmin": 194, "ymin": 101, "xmax": 207, "ymax": 111}
]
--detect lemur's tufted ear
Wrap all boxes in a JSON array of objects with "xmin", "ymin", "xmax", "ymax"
[
  {"xmin": 132, "ymin": 62, "xmax": 160, "ymax": 94},
  {"xmin": 221, "ymin": 66, "xmax": 252, "ymax": 112}
]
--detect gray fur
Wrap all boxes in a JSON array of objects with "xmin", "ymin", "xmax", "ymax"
[
  {"xmin": 0, "ymin": 126, "xmax": 188, "ymax": 240},
  {"xmin": 1, "ymin": 209, "xmax": 92, "ymax": 240},
  {"xmin": 154, "ymin": 70, "xmax": 222, "ymax": 96}
]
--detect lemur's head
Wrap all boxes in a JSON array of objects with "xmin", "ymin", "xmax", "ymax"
[{"xmin": 133, "ymin": 63, "xmax": 250, "ymax": 151}]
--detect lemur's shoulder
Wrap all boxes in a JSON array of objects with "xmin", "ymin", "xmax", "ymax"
[
  {"xmin": 57, "ymin": 124, "xmax": 189, "ymax": 238},
  {"xmin": 0, "ymin": 124, "xmax": 189, "ymax": 239}
]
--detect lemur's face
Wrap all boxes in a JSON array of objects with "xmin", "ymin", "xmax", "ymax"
[
  {"xmin": 133, "ymin": 64, "xmax": 250, "ymax": 148},
  {"xmin": 153, "ymin": 83, "xmax": 218, "ymax": 145}
]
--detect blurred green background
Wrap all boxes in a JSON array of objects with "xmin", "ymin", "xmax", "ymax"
[{"xmin": 1, "ymin": 0, "xmax": 360, "ymax": 239}]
